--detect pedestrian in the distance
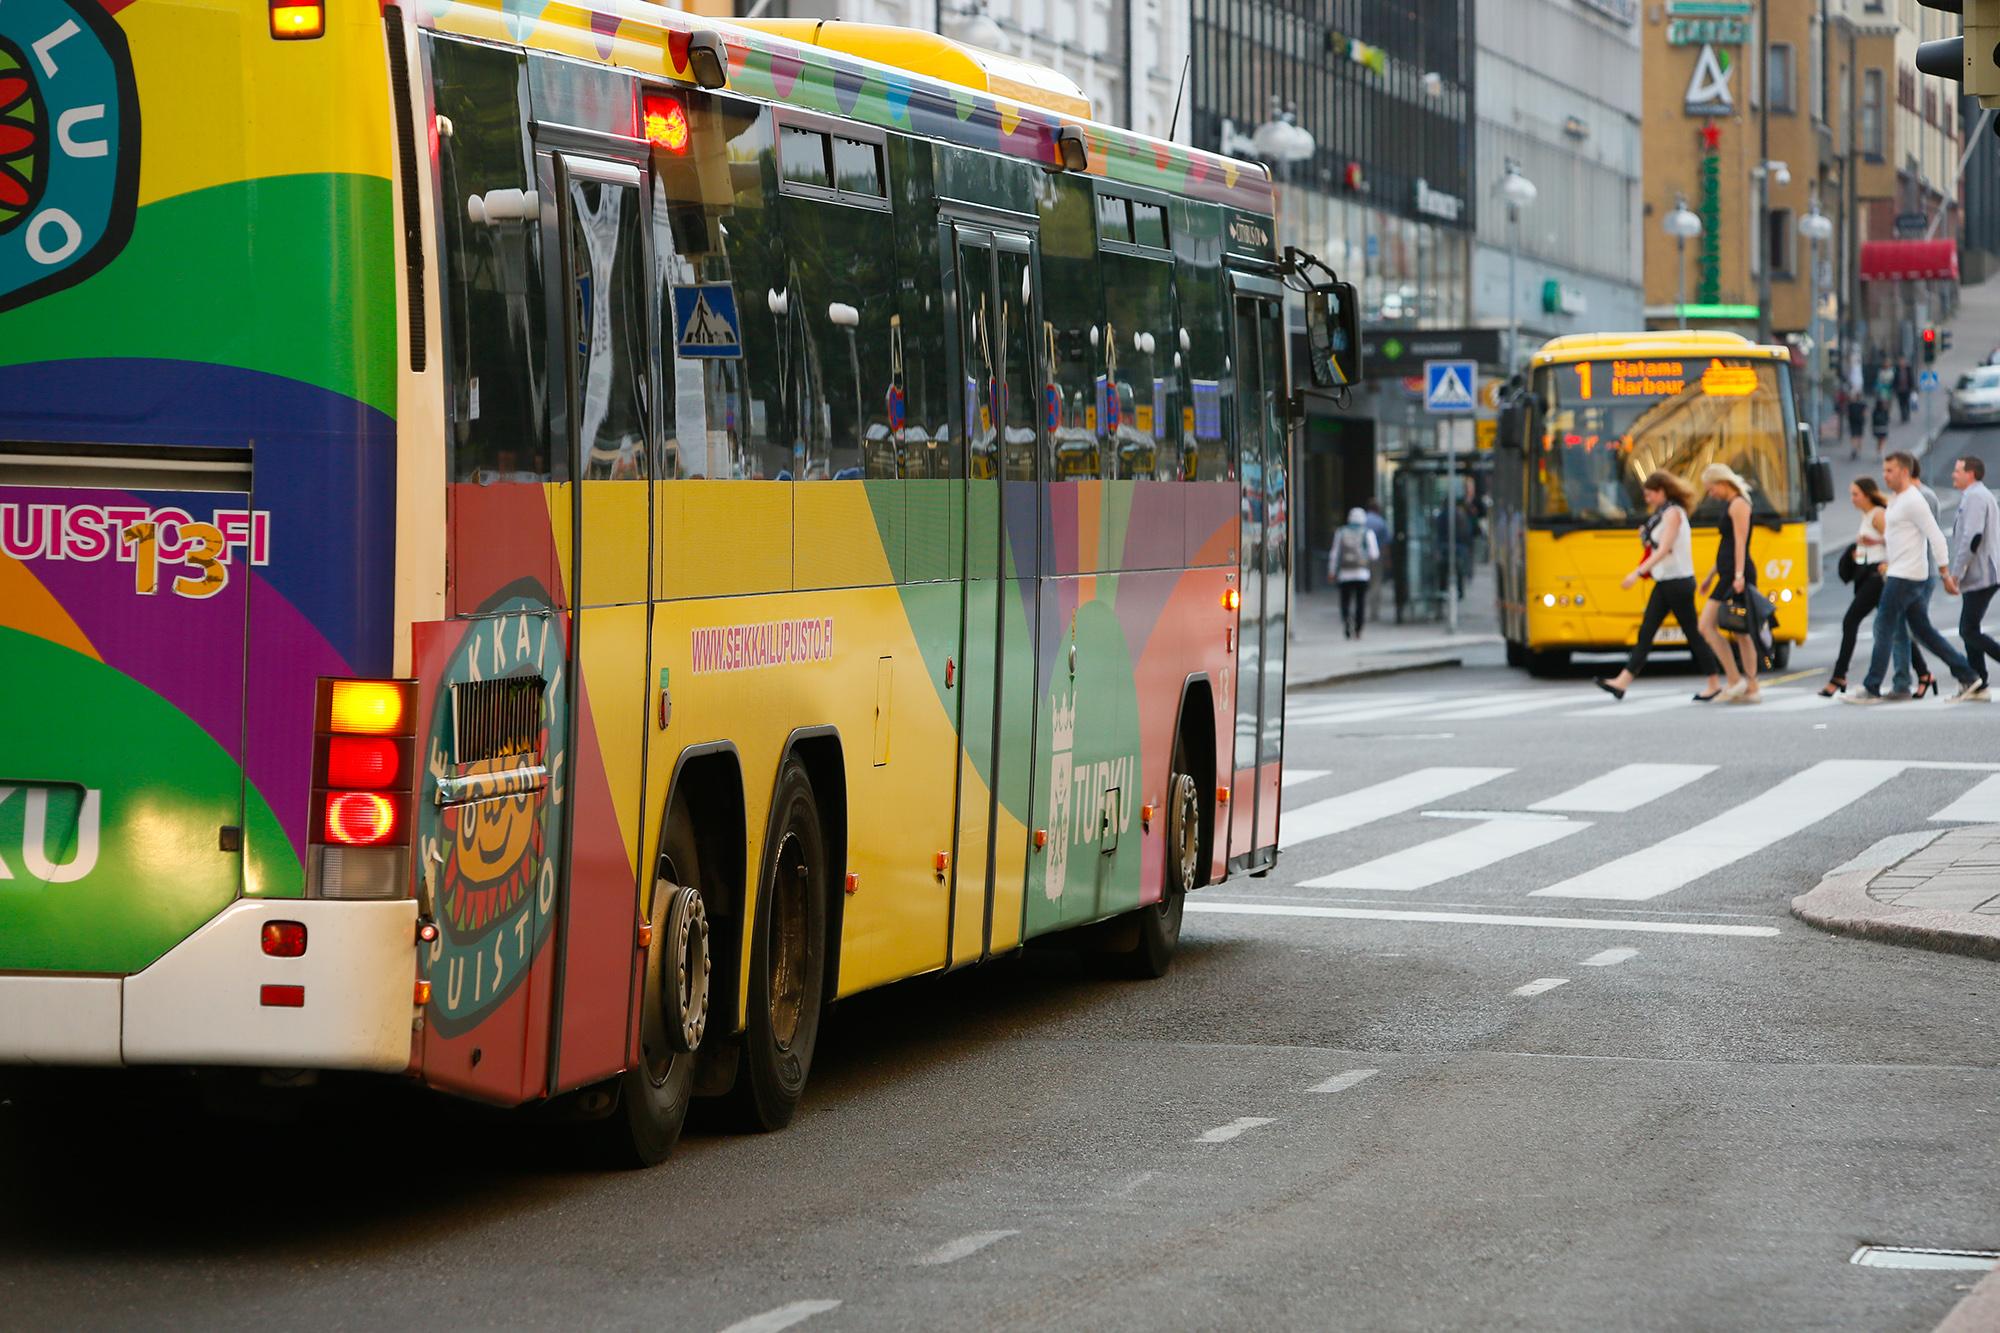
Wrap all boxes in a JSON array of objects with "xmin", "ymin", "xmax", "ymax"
[
  {"xmin": 1949, "ymin": 454, "xmax": 2000, "ymax": 699},
  {"xmin": 1329, "ymin": 506, "xmax": 1379, "ymax": 639},
  {"xmin": 1696, "ymin": 463, "xmax": 1762, "ymax": 703},
  {"xmin": 1895, "ymin": 359, "xmax": 1916, "ymax": 423},
  {"xmin": 1870, "ymin": 394, "xmax": 1891, "ymax": 458},
  {"xmin": 1363, "ymin": 497, "xmax": 1391, "ymax": 623},
  {"xmin": 1820, "ymin": 475, "xmax": 1891, "ymax": 696},
  {"xmin": 1845, "ymin": 390, "xmax": 1868, "ymax": 459},
  {"xmin": 1594, "ymin": 470, "xmax": 1720, "ymax": 701},
  {"xmin": 1845, "ymin": 451, "xmax": 1982, "ymax": 704}
]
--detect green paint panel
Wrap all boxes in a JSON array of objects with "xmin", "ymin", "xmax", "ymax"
[{"xmin": 0, "ymin": 174, "xmax": 397, "ymax": 417}]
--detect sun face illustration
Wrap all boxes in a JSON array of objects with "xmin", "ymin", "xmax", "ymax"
[{"xmin": 0, "ymin": 40, "xmax": 48, "ymax": 235}]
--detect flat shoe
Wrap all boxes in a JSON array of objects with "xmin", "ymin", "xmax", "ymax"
[{"xmin": 1693, "ymin": 689, "xmax": 1722, "ymax": 702}]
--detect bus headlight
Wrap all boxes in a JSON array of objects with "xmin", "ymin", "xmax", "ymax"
[
  {"xmin": 1541, "ymin": 593, "xmax": 1557, "ymax": 608},
  {"xmin": 1779, "ymin": 588, "xmax": 1794, "ymax": 602}
]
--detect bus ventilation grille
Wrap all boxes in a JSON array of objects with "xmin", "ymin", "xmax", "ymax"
[{"xmin": 450, "ymin": 678, "xmax": 545, "ymax": 767}]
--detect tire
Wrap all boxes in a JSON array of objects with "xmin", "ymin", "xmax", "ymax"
[
  {"xmin": 593, "ymin": 803, "xmax": 710, "ymax": 1167},
  {"xmin": 1105, "ymin": 744, "xmax": 1200, "ymax": 980},
  {"xmin": 1504, "ymin": 640, "xmax": 1528, "ymax": 669},
  {"xmin": 1526, "ymin": 649, "xmax": 1570, "ymax": 677},
  {"xmin": 1768, "ymin": 640, "xmax": 1792, "ymax": 671},
  {"xmin": 724, "ymin": 760, "xmax": 828, "ymax": 1133}
]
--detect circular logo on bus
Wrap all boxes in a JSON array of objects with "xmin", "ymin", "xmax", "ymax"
[{"xmin": 0, "ymin": 0, "xmax": 139, "ymax": 313}]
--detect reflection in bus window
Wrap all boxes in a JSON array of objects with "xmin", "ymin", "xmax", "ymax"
[
  {"xmin": 568, "ymin": 176, "xmax": 649, "ymax": 481},
  {"xmin": 1036, "ymin": 173, "xmax": 1105, "ymax": 480}
]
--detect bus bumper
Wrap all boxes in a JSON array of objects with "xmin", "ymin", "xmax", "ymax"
[{"xmin": 0, "ymin": 899, "xmax": 417, "ymax": 1073}]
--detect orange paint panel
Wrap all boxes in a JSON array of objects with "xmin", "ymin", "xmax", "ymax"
[{"xmin": 0, "ymin": 558, "xmax": 99, "ymax": 660}]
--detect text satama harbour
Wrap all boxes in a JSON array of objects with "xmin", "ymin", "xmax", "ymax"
[{"xmin": 1610, "ymin": 360, "xmax": 1686, "ymax": 397}]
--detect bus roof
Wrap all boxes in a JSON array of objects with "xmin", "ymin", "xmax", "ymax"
[
  {"xmin": 1531, "ymin": 331, "xmax": 1792, "ymax": 366},
  {"xmin": 410, "ymin": 3, "xmax": 1274, "ymax": 215}
]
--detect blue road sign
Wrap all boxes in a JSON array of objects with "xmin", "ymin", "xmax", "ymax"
[
  {"xmin": 1424, "ymin": 359, "xmax": 1477, "ymax": 414},
  {"xmin": 1920, "ymin": 370, "xmax": 1941, "ymax": 392},
  {"xmin": 671, "ymin": 283, "xmax": 743, "ymax": 358}
]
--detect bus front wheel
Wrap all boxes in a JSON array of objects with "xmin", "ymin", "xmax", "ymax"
[
  {"xmin": 1768, "ymin": 640, "xmax": 1792, "ymax": 671},
  {"xmin": 1527, "ymin": 649, "xmax": 1570, "ymax": 677},
  {"xmin": 1505, "ymin": 640, "xmax": 1528, "ymax": 669},
  {"xmin": 725, "ymin": 760, "xmax": 828, "ymax": 1133}
]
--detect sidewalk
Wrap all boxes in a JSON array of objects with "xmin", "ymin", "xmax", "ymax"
[
  {"xmin": 1792, "ymin": 825, "xmax": 2000, "ymax": 959},
  {"xmin": 1288, "ymin": 560, "xmax": 1499, "ymax": 690},
  {"xmin": 1816, "ymin": 274, "xmax": 2000, "ymax": 466}
]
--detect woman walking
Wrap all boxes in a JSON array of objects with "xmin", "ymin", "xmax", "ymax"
[
  {"xmin": 1697, "ymin": 463, "xmax": 1763, "ymax": 703},
  {"xmin": 1328, "ymin": 506, "xmax": 1380, "ymax": 639},
  {"xmin": 1820, "ymin": 475, "xmax": 1927, "ymax": 695},
  {"xmin": 1870, "ymin": 394, "xmax": 1891, "ymax": 458},
  {"xmin": 1593, "ymin": 471, "xmax": 1721, "ymax": 700},
  {"xmin": 1844, "ymin": 390, "xmax": 1867, "ymax": 460}
]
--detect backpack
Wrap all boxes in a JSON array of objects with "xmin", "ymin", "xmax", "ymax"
[{"xmin": 1332, "ymin": 527, "xmax": 1370, "ymax": 576}]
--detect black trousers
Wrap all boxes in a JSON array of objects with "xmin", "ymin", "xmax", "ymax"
[
  {"xmin": 1962, "ymin": 585, "xmax": 2000, "ymax": 683},
  {"xmin": 1339, "ymin": 580, "xmax": 1367, "ymax": 632},
  {"xmin": 1626, "ymin": 576, "xmax": 1717, "ymax": 676}
]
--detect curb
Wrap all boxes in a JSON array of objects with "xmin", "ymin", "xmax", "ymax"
[
  {"xmin": 1790, "ymin": 868, "xmax": 2000, "ymax": 960},
  {"xmin": 1286, "ymin": 653, "xmax": 1463, "ymax": 691},
  {"xmin": 1939, "ymin": 1265, "xmax": 2000, "ymax": 1333}
]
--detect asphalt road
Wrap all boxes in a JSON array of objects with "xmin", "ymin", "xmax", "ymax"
[{"xmin": 4, "ymin": 433, "xmax": 1998, "ymax": 1332}]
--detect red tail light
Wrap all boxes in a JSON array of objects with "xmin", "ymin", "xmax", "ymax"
[
  {"xmin": 260, "ymin": 984, "xmax": 305, "ymax": 1007},
  {"xmin": 325, "ymin": 791, "xmax": 398, "ymax": 847},
  {"xmin": 261, "ymin": 921, "xmax": 308, "ymax": 957},
  {"xmin": 326, "ymin": 735, "xmax": 401, "ymax": 789}
]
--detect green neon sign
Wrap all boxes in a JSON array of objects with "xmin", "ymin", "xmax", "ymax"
[{"xmin": 1676, "ymin": 303, "xmax": 1760, "ymax": 319}]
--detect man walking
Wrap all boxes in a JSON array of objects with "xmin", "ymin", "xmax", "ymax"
[
  {"xmin": 1950, "ymin": 455, "xmax": 2000, "ymax": 697},
  {"xmin": 1888, "ymin": 456, "xmax": 1944, "ymax": 697},
  {"xmin": 1895, "ymin": 358, "xmax": 1916, "ymax": 424},
  {"xmin": 1847, "ymin": 452, "xmax": 1982, "ymax": 703}
]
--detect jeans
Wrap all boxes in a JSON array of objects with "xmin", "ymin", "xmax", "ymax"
[
  {"xmin": 1625, "ymin": 576, "xmax": 1718, "ymax": 676},
  {"xmin": 1865, "ymin": 576, "xmax": 1974, "ymax": 694},
  {"xmin": 1962, "ymin": 585, "xmax": 2000, "ymax": 683},
  {"xmin": 1890, "ymin": 573, "xmax": 1938, "ymax": 693}
]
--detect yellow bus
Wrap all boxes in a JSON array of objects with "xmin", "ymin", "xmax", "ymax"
[{"xmin": 1493, "ymin": 331, "xmax": 1834, "ymax": 674}]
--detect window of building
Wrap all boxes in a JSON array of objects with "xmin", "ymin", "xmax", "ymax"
[
  {"xmin": 1767, "ymin": 207, "xmax": 1793, "ymax": 278},
  {"xmin": 1767, "ymin": 44, "xmax": 1794, "ymax": 114},
  {"xmin": 1862, "ymin": 69, "xmax": 1884, "ymax": 157}
]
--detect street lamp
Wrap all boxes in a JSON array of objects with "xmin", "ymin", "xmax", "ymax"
[
  {"xmin": 942, "ymin": 0, "xmax": 1003, "ymax": 51},
  {"xmin": 1798, "ymin": 200, "xmax": 1835, "ymax": 442},
  {"xmin": 1662, "ymin": 197, "xmax": 1703, "ymax": 330},
  {"xmin": 1496, "ymin": 160, "xmax": 1537, "ymax": 376}
]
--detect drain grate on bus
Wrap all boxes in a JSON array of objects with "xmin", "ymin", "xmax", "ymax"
[
  {"xmin": 450, "ymin": 677, "xmax": 545, "ymax": 767},
  {"xmin": 1849, "ymin": 1245, "xmax": 2000, "ymax": 1271}
]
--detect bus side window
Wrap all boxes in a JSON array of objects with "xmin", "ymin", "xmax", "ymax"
[
  {"xmin": 1035, "ymin": 172, "xmax": 1102, "ymax": 482},
  {"xmin": 781, "ymin": 191, "xmax": 898, "ymax": 483},
  {"xmin": 1098, "ymin": 248, "xmax": 1176, "ymax": 481},
  {"xmin": 1173, "ymin": 201, "xmax": 1230, "ymax": 485},
  {"xmin": 430, "ymin": 38, "xmax": 550, "ymax": 484}
]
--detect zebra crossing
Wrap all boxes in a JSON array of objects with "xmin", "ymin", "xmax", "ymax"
[
  {"xmin": 1285, "ymin": 682, "xmax": 1971, "ymax": 726},
  {"xmin": 1275, "ymin": 760, "xmax": 2000, "ymax": 902}
]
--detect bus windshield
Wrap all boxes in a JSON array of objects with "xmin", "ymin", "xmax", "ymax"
[{"xmin": 1528, "ymin": 357, "xmax": 1802, "ymax": 525}]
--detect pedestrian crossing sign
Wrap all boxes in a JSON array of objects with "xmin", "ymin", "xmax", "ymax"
[
  {"xmin": 1920, "ymin": 369, "xmax": 1940, "ymax": 392},
  {"xmin": 671, "ymin": 283, "xmax": 742, "ymax": 358},
  {"xmin": 1424, "ymin": 359, "xmax": 1477, "ymax": 414}
]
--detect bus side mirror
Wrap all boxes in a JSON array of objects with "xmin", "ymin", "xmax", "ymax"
[
  {"xmin": 1809, "ymin": 458, "xmax": 1835, "ymax": 507},
  {"xmin": 1303, "ymin": 281, "xmax": 1361, "ymax": 389}
]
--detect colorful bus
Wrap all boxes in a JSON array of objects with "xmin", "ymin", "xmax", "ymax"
[
  {"xmin": 1493, "ymin": 331, "xmax": 1834, "ymax": 675},
  {"xmin": 0, "ymin": 1, "xmax": 1352, "ymax": 1163}
]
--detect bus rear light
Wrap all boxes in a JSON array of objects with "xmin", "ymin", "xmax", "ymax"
[
  {"xmin": 261, "ymin": 984, "xmax": 305, "ymax": 1008},
  {"xmin": 269, "ymin": 1, "xmax": 324, "ymax": 40},
  {"xmin": 327, "ymin": 680, "xmax": 412, "ymax": 736},
  {"xmin": 643, "ymin": 92, "xmax": 690, "ymax": 154},
  {"xmin": 1222, "ymin": 588, "xmax": 1241, "ymax": 611},
  {"xmin": 261, "ymin": 921, "xmax": 307, "ymax": 957},
  {"xmin": 326, "ymin": 735, "xmax": 401, "ymax": 789},
  {"xmin": 414, "ymin": 979, "xmax": 433, "ymax": 1006},
  {"xmin": 325, "ymin": 791, "xmax": 398, "ymax": 847},
  {"xmin": 313, "ymin": 846, "xmax": 410, "ymax": 901}
]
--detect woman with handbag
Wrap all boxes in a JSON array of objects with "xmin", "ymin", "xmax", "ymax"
[
  {"xmin": 1593, "ymin": 471, "xmax": 1722, "ymax": 700},
  {"xmin": 1818, "ymin": 475, "xmax": 1928, "ymax": 696},
  {"xmin": 1696, "ymin": 463, "xmax": 1762, "ymax": 703}
]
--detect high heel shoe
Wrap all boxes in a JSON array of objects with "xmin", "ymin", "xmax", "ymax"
[
  {"xmin": 1594, "ymin": 678, "xmax": 1626, "ymax": 701},
  {"xmin": 1818, "ymin": 677, "xmax": 1846, "ymax": 698},
  {"xmin": 1916, "ymin": 673, "xmax": 1937, "ymax": 700}
]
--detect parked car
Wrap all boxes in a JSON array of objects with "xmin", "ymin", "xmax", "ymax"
[{"xmin": 1949, "ymin": 365, "xmax": 2000, "ymax": 426}]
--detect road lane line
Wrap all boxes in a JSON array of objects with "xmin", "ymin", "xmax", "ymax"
[
  {"xmin": 1530, "ymin": 763, "xmax": 1716, "ymax": 813},
  {"xmin": 1278, "ymin": 767, "xmax": 1513, "ymax": 850},
  {"xmin": 1422, "ymin": 693, "xmax": 1582, "ymax": 721},
  {"xmin": 1530, "ymin": 759, "xmax": 1904, "ymax": 901},
  {"xmin": 1307, "ymin": 1068, "xmax": 1378, "ymax": 1094},
  {"xmin": 719, "ymin": 1301, "xmax": 842, "ymax": 1333},
  {"xmin": 1583, "ymin": 947, "xmax": 1638, "ymax": 967},
  {"xmin": 918, "ymin": 1230, "xmax": 1020, "ymax": 1266},
  {"xmin": 1758, "ymin": 691, "xmax": 1840, "ymax": 712},
  {"xmin": 1197, "ymin": 1116, "xmax": 1275, "ymax": 1144},
  {"xmin": 1511, "ymin": 977, "xmax": 1570, "ymax": 997},
  {"xmin": 1186, "ymin": 901, "xmax": 1781, "ymax": 937},
  {"xmin": 1567, "ymin": 691, "xmax": 1699, "ymax": 717},
  {"xmin": 1932, "ymin": 773, "xmax": 2000, "ymax": 823},
  {"xmin": 1279, "ymin": 768, "xmax": 1330, "ymax": 789},
  {"xmin": 1303, "ymin": 818, "xmax": 1588, "ymax": 891}
]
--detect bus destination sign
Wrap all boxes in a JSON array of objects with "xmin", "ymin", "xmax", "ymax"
[{"xmin": 1566, "ymin": 358, "xmax": 1761, "ymax": 401}]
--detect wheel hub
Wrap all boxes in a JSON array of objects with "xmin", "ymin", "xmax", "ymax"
[
  {"xmin": 1168, "ymin": 771, "xmax": 1200, "ymax": 894},
  {"xmin": 661, "ymin": 881, "xmax": 710, "ymax": 1054}
]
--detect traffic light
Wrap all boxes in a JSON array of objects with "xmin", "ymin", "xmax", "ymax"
[
  {"xmin": 1917, "ymin": 0, "xmax": 2000, "ymax": 106},
  {"xmin": 1943, "ymin": 329, "xmax": 1955, "ymax": 352},
  {"xmin": 1923, "ymin": 327, "xmax": 1938, "ymax": 364}
]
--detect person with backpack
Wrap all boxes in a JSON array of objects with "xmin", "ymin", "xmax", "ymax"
[
  {"xmin": 1329, "ymin": 506, "xmax": 1380, "ymax": 639},
  {"xmin": 1870, "ymin": 393, "xmax": 1891, "ymax": 458}
]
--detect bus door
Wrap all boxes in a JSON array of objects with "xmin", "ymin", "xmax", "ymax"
[
  {"xmin": 946, "ymin": 223, "xmax": 1043, "ymax": 963},
  {"xmin": 548, "ymin": 154, "xmax": 651, "ymax": 1093},
  {"xmin": 1227, "ymin": 276, "xmax": 1287, "ymax": 868}
]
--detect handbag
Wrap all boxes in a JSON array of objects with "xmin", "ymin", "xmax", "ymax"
[
  {"xmin": 1837, "ymin": 542, "xmax": 1859, "ymax": 586},
  {"xmin": 1716, "ymin": 594, "xmax": 1754, "ymax": 636}
]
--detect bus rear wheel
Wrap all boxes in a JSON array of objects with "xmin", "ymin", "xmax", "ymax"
[
  {"xmin": 1104, "ymin": 748, "xmax": 1199, "ymax": 979},
  {"xmin": 724, "ymin": 760, "xmax": 828, "ymax": 1133}
]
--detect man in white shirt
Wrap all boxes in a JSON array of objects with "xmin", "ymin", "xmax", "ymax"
[
  {"xmin": 1951, "ymin": 454, "xmax": 2000, "ymax": 696},
  {"xmin": 1848, "ymin": 451, "xmax": 1981, "ymax": 703}
]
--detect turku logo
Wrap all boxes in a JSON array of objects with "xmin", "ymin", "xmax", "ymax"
[{"xmin": 0, "ymin": 0, "xmax": 138, "ymax": 313}]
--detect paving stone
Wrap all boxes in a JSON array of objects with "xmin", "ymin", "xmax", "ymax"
[{"xmin": 1899, "ymin": 886, "xmax": 2000, "ymax": 912}]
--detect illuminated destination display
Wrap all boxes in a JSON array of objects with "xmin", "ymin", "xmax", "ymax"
[{"xmin": 1561, "ymin": 357, "xmax": 1767, "ymax": 402}]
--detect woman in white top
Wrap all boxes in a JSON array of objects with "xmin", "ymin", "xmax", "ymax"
[
  {"xmin": 1328, "ymin": 507, "xmax": 1381, "ymax": 639},
  {"xmin": 1820, "ymin": 474, "xmax": 1926, "ymax": 694},
  {"xmin": 1595, "ymin": 471, "xmax": 1723, "ymax": 700}
]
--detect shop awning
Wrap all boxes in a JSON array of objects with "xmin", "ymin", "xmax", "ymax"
[{"xmin": 1860, "ymin": 239, "xmax": 1958, "ymax": 282}]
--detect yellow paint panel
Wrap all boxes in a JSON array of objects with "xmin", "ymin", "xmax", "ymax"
[
  {"xmin": 577, "ymin": 481, "xmax": 650, "ymax": 607},
  {"xmin": 578, "ymin": 601, "xmax": 650, "ymax": 871},
  {"xmin": 668, "ymin": 481, "xmax": 792, "ymax": 598},
  {"xmin": 123, "ymin": 2, "xmax": 392, "ymax": 208},
  {"xmin": 794, "ymin": 482, "xmax": 895, "ymax": 590}
]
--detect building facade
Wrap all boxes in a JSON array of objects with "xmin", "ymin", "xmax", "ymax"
[{"xmin": 1472, "ymin": 0, "xmax": 1644, "ymax": 362}]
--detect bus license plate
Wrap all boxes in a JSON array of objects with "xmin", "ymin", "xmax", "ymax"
[{"xmin": 1654, "ymin": 627, "xmax": 1685, "ymax": 644}]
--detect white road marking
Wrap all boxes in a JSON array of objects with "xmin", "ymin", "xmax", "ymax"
[
  {"xmin": 1567, "ymin": 692, "xmax": 1699, "ymax": 717},
  {"xmin": 1187, "ymin": 900, "xmax": 1781, "ymax": 937},
  {"xmin": 1197, "ymin": 1116, "xmax": 1276, "ymax": 1144},
  {"xmin": 1110, "ymin": 1170, "xmax": 1156, "ymax": 1198},
  {"xmin": 1530, "ymin": 763, "xmax": 1716, "ymax": 813},
  {"xmin": 1531, "ymin": 759, "xmax": 1904, "ymax": 901},
  {"xmin": 1511, "ymin": 977, "xmax": 1570, "ymax": 997},
  {"xmin": 1307, "ymin": 1068, "xmax": 1378, "ymax": 1094},
  {"xmin": 1583, "ymin": 947, "xmax": 1639, "ymax": 967},
  {"xmin": 1932, "ymin": 772, "xmax": 2000, "ymax": 823},
  {"xmin": 1423, "ymin": 693, "xmax": 1584, "ymax": 721},
  {"xmin": 1279, "ymin": 768, "xmax": 1330, "ymax": 789},
  {"xmin": 1420, "ymin": 809, "xmax": 1572, "ymax": 822},
  {"xmin": 1290, "ymin": 695, "xmax": 1494, "ymax": 725},
  {"xmin": 1279, "ymin": 767, "xmax": 1512, "ymax": 850},
  {"xmin": 918, "ymin": 1230, "xmax": 1019, "ymax": 1266},
  {"xmin": 719, "ymin": 1301, "xmax": 842, "ymax": 1333},
  {"xmin": 1287, "ymin": 692, "xmax": 1430, "ymax": 718},
  {"xmin": 1832, "ymin": 828, "xmax": 1949, "ymax": 875},
  {"xmin": 1758, "ymin": 691, "xmax": 1840, "ymax": 712},
  {"xmin": 1303, "ymin": 818, "xmax": 1588, "ymax": 891}
]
